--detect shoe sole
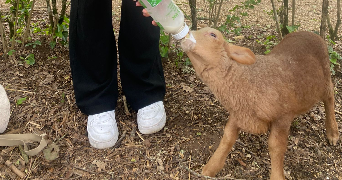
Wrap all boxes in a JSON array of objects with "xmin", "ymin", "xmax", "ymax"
[{"xmin": 88, "ymin": 134, "xmax": 118, "ymax": 149}]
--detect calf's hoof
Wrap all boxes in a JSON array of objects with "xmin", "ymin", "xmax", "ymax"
[
  {"xmin": 202, "ymin": 165, "xmax": 217, "ymax": 177},
  {"xmin": 327, "ymin": 133, "xmax": 339, "ymax": 146}
]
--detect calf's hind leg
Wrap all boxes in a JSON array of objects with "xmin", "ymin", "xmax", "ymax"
[
  {"xmin": 202, "ymin": 117, "xmax": 240, "ymax": 177},
  {"xmin": 323, "ymin": 83, "xmax": 339, "ymax": 145}
]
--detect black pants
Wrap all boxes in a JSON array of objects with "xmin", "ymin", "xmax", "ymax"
[{"xmin": 69, "ymin": 0, "xmax": 166, "ymax": 115}]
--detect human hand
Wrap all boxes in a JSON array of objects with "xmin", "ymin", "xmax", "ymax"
[{"xmin": 135, "ymin": 1, "xmax": 158, "ymax": 26}]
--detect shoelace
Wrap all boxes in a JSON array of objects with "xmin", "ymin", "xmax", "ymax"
[
  {"xmin": 140, "ymin": 104, "xmax": 159, "ymax": 115},
  {"xmin": 90, "ymin": 112, "xmax": 115, "ymax": 132}
]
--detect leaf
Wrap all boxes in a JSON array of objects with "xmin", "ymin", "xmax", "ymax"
[
  {"xmin": 156, "ymin": 158, "xmax": 164, "ymax": 171},
  {"xmin": 181, "ymin": 83, "xmax": 194, "ymax": 93},
  {"xmin": 25, "ymin": 54, "xmax": 35, "ymax": 65},
  {"xmin": 8, "ymin": 49, "xmax": 15, "ymax": 56},
  {"xmin": 50, "ymin": 41, "xmax": 56, "ymax": 49},
  {"xmin": 160, "ymin": 32, "xmax": 170, "ymax": 45},
  {"xmin": 160, "ymin": 46, "xmax": 168, "ymax": 58},
  {"xmin": 286, "ymin": 25, "xmax": 300, "ymax": 33},
  {"xmin": 92, "ymin": 160, "xmax": 106, "ymax": 171},
  {"xmin": 16, "ymin": 97, "xmax": 27, "ymax": 105},
  {"xmin": 43, "ymin": 143, "xmax": 60, "ymax": 161},
  {"xmin": 34, "ymin": 40, "xmax": 41, "ymax": 45}
]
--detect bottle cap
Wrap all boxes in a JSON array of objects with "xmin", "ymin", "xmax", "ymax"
[{"xmin": 172, "ymin": 23, "xmax": 189, "ymax": 40}]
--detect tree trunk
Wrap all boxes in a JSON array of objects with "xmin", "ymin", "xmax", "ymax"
[
  {"xmin": 46, "ymin": 0, "xmax": 54, "ymax": 33},
  {"xmin": 270, "ymin": 0, "xmax": 283, "ymax": 39},
  {"xmin": 213, "ymin": 0, "xmax": 224, "ymax": 28},
  {"xmin": 327, "ymin": 0, "xmax": 341, "ymax": 41},
  {"xmin": 281, "ymin": 0, "xmax": 289, "ymax": 35},
  {"xmin": 320, "ymin": 0, "xmax": 329, "ymax": 39},
  {"xmin": 189, "ymin": 0, "xmax": 197, "ymax": 30},
  {"xmin": 292, "ymin": 0, "xmax": 295, "ymax": 26},
  {"xmin": 0, "ymin": 10, "xmax": 8, "ymax": 60},
  {"xmin": 22, "ymin": 0, "xmax": 36, "ymax": 46},
  {"xmin": 58, "ymin": 0, "xmax": 68, "ymax": 24}
]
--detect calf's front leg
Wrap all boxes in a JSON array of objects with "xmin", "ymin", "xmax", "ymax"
[
  {"xmin": 202, "ymin": 117, "xmax": 240, "ymax": 177},
  {"xmin": 268, "ymin": 117, "xmax": 292, "ymax": 180}
]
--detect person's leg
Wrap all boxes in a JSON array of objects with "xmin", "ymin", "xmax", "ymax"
[
  {"xmin": 69, "ymin": 0, "xmax": 118, "ymax": 115},
  {"xmin": 119, "ymin": 1, "xmax": 166, "ymax": 134},
  {"xmin": 118, "ymin": 0, "xmax": 166, "ymax": 111},
  {"xmin": 69, "ymin": 0, "xmax": 119, "ymax": 149}
]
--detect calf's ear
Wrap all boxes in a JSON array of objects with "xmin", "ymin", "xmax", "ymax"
[{"xmin": 224, "ymin": 42, "xmax": 256, "ymax": 65}]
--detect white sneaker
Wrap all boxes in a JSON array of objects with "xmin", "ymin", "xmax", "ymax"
[
  {"xmin": 87, "ymin": 110, "xmax": 119, "ymax": 149},
  {"xmin": 137, "ymin": 101, "xmax": 166, "ymax": 134}
]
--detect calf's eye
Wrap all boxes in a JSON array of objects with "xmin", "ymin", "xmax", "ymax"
[{"xmin": 210, "ymin": 33, "xmax": 217, "ymax": 38}]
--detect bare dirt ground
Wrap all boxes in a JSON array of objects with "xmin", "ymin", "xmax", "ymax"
[{"xmin": 1, "ymin": 0, "xmax": 342, "ymax": 179}]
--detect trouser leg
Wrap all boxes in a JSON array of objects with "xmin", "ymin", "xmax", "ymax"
[
  {"xmin": 119, "ymin": 0, "xmax": 166, "ymax": 111},
  {"xmin": 69, "ymin": 0, "xmax": 118, "ymax": 115}
]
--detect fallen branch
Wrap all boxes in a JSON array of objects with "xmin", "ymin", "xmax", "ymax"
[
  {"xmin": 113, "ymin": 130, "xmax": 127, "ymax": 149},
  {"xmin": 335, "ymin": 110, "xmax": 342, "ymax": 115},
  {"xmin": 136, "ymin": 131, "xmax": 145, "ymax": 141},
  {"xmin": 5, "ymin": 160, "xmax": 26, "ymax": 178},
  {"xmin": 123, "ymin": 95, "xmax": 131, "ymax": 116},
  {"xmin": 4, "ymin": 88, "xmax": 35, "ymax": 94}
]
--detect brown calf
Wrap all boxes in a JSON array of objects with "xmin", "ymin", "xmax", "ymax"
[{"xmin": 181, "ymin": 27, "xmax": 339, "ymax": 180}]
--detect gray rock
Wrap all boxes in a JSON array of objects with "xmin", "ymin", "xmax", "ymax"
[{"xmin": 0, "ymin": 84, "xmax": 10, "ymax": 133}]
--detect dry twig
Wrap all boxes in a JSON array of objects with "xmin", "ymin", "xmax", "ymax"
[
  {"xmin": 5, "ymin": 160, "xmax": 26, "ymax": 178},
  {"xmin": 123, "ymin": 95, "xmax": 131, "ymax": 116}
]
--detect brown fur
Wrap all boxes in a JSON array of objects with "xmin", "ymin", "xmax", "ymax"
[{"xmin": 181, "ymin": 27, "xmax": 339, "ymax": 180}]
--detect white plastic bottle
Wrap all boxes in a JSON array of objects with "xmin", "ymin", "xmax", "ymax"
[{"xmin": 139, "ymin": 0, "xmax": 189, "ymax": 40}]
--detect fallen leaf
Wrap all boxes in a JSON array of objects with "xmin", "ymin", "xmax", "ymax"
[
  {"xmin": 143, "ymin": 139, "xmax": 151, "ymax": 148},
  {"xmin": 294, "ymin": 137, "xmax": 300, "ymax": 145},
  {"xmin": 181, "ymin": 83, "xmax": 194, "ymax": 93},
  {"xmin": 92, "ymin": 160, "xmax": 106, "ymax": 172},
  {"xmin": 43, "ymin": 143, "xmax": 59, "ymax": 161},
  {"xmin": 40, "ymin": 74, "xmax": 54, "ymax": 85},
  {"xmin": 156, "ymin": 158, "xmax": 164, "ymax": 171}
]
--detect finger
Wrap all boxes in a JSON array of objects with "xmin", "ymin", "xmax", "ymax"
[
  {"xmin": 142, "ymin": 9, "xmax": 150, "ymax": 17},
  {"xmin": 136, "ymin": 1, "xmax": 142, "ymax": 6},
  {"xmin": 152, "ymin": 21, "xmax": 157, "ymax": 26}
]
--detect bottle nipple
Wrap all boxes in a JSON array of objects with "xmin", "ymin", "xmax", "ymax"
[{"xmin": 172, "ymin": 23, "xmax": 190, "ymax": 40}]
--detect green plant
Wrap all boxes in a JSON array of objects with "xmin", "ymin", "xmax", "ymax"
[
  {"xmin": 159, "ymin": 31, "xmax": 170, "ymax": 58},
  {"xmin": 219, "ymin": 0, "xmax": 261, "ymax": 35},
  {"xmin": 286, "ymin": 24, "xmax": 300, "ymax": 33},
  {"xmin": 45, "ymin": 0, "xmax": 69, "ymax": 48},
  {"xmin": 61, "ymin": 92, "xmax": 65, "ymax": 104},
  {"xmin": 7, "ymin": 49, "xmax": 16, "ymax": 56},
  {"xmin": 48, "ymin": 56, "xmax": 57, "ymax": 60},
  {"xmin": 25, "ymin": 40, "xmax": 41, "ymax": 48},
  {"xmin": 219, "ymin": 15, "xmax": 242, "ymax": 35},
  {"xmin": 20, "ymin": 53, "xmax": 35, "ymax": 65},
  {"xmin": 1, "ymin": 0, "xmax": 36, "ymax": 58},
  {"xmin": 292, "ymin": 119, "xmax": 300, "ymax": 129},
  {"xmin": 16, "ymin": 97, "xmax": 27, "ymax": 105},
  {"xmin": 50, "ymin": 16, "xmax": 70, "ymax": 48},
  {"xmin": 327, "ymin": 40, "xmax": 342, "ymax": 75},
  {"xmin": 256, "ymin": 35, "xmax": 278, "ymax": 54}
]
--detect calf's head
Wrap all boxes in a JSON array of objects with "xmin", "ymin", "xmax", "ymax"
[{"xmin": 181, "ymin": 27, "xmax": 256, "ymax": 68}]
